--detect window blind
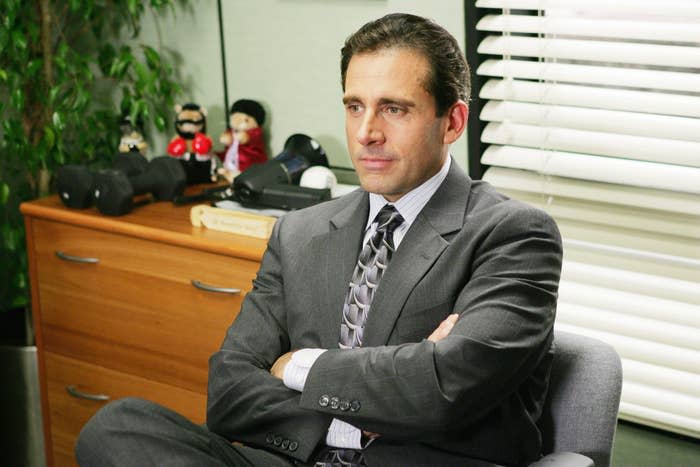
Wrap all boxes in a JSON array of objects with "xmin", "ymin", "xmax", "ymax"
[{"xmin": 473, "ymin": 0, "xmax": 700, "ymax": 438}]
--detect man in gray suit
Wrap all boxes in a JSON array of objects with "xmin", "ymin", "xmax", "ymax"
[{"xmin": 76, "ymin": 13, "xmax": 562, "ymax": 467}]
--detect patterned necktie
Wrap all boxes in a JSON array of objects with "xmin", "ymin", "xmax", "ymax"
[{"xmin": 339, "ymin": 204, "xmax": 404, "ymax": 349}]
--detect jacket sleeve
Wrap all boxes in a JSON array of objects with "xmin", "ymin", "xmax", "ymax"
[
  {"xmin": 298, "ymin": 205, "xmax": 563, "ymax": 439},
  {"xmin": 206, "ymin": 217, "xmax": 331, "ymax": 462}
]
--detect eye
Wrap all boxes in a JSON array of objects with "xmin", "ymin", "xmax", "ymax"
[
  {"xmin": 346, "ymin": 103, "xmax": 362, "ymax": 114},
  {"xmin": 384, "ymin": 105, "xmax": 404, "ymax": 116}
]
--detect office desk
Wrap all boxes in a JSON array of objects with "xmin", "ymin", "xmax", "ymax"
[{"xmin": 21, "ymin": 196, "xmax": 268, "ymax": 467}]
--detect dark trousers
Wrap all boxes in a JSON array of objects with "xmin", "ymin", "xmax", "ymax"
[
  {"xmin": 75, "ymin": 397, "xmax": 300, "ymax": 467},
  {"xmin": 75, "ymin": 398, "xmax": 504, "ymax": 467}
]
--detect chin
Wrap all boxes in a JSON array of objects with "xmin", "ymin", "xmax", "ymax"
[{"xmin": 358, "ymin": 176, "xmax": 386, "ymax": 192}]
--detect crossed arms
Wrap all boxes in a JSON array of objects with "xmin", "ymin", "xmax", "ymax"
[{"xmin": 206, "ymin": 202, "xmax": 562, "ymax": 463}]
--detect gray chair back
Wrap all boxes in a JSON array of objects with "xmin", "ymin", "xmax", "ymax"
[{"xmin": 538, "ymin": 331, "xmax": 623, "ymax": 467}]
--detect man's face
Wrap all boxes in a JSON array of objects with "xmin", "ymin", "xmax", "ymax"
[
  {"xmin": 230, "ymin": 112, "xmax": 258, "ymax": 131},
  {"xmin": 343, "ymin": 48, "xmax": 451, "ymax": 202},
  {"xmin": 231, "ymin": 112, "xmax": 258, "ymax": 142}
]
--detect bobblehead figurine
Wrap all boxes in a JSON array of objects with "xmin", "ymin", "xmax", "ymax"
[
  {"xmin": 167, "ymin": 103, "xmax": 217, "ymax": 184},
  {"xmin": 118, "ymin": 114, "xmax": 148, "ymax": 156},
  {"xmin": 219, "ymin": 99, "xmax": 268, "ymax": 182}
]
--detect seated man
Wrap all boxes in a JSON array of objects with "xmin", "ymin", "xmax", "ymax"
[{"xmin": 76, "ymin": 13, "xmax": 562, "ymax": 467}]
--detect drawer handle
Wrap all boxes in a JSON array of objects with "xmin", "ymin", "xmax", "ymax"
[
  {"xmin": 56, "ymin": 251, "xmax": 100, "ymax": 264},
  {"xmin": 66, "ymin": 385, "xmax": 110, "ymax": 402},
  {"xmin": 191, "ymin": 279, "xmax": 241, "ymax": 295}
]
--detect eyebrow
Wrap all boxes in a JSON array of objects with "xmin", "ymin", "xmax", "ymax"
[{"xmin": 342, "ymin": 95, "xmax": 416, "ymax": 108}]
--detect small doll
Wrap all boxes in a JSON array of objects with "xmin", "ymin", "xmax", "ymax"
[
  {"xmin": 167, "ymin": 103, "xmax": 216, "ymax": 183},
  {"xmin": 219, "ymin": 99, "xmax": 268, "ymax": 181},
  {"xmin": 167, "ymin": 103, "xmax": 213, "ymax": 157},
  {"xmin": 118, "ymin": 114, "xmax": 148, "ymax": 156}
]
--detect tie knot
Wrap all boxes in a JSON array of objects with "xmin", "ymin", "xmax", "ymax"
[{"xmin": 374, "ymin": 204, "xmax": 404, "ymax": 235}]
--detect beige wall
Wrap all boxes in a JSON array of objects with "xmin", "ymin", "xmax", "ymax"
[{"xmin": 140, "ymin": 0, "xmax": 467, "ymax": 171}]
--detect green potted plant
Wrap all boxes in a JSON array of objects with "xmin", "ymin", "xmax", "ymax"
[
  {"xmin": 0, "ymin": 2, "xmax": 188, "ymax": 464},
  {"xmin": 0, "ymin": 0, "xmax": 187, "ymax": 335}
]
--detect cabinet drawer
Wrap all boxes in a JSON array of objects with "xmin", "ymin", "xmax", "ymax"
[
  {"xmin": 32, "ymin": 218, "xmax": 258, "ymax": 289},
  {"xmin": 45, "ymin": 351, "xmax": 206, "ymax": 467},
  {"xmin": 33, "ymin": 219, "xmax": 259, "ymax": 392}
]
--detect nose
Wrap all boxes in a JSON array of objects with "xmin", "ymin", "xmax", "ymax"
[{"xmin": 356, "ymin": 111, "xmax": 385, "ymax": 146}]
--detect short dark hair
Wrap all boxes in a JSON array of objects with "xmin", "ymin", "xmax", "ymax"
[
  {"xmin": 341, "ymin": 13, "xmax": 470, "ymax": 116},
  {"xmin": 230, "ymin": 99, "xmax": 266, "ymax": 126}
]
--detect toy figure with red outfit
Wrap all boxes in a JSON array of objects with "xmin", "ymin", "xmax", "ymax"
[
  {"xmin": 219, "ymin": 99, "xmax": 268, "ymax": 180},
  {"xmin": 167, "ymin": 103, "xmax": 216, "ymax": 184}
]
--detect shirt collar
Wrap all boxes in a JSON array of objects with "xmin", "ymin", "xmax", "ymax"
[{"xmin": 366, "ymin": 156, "xmax": 452, "ymax": 230}]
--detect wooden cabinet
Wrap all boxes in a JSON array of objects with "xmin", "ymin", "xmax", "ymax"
[{"xmin": 21, "ymin": 196, "xmax": 268, "ymax": 467}]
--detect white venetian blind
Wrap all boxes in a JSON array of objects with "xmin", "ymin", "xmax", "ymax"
[{"xmin": 474, "ymin": 0, "xmax": 700, "ymax": 438}]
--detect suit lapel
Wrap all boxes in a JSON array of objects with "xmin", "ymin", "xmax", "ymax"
[
  {"xmin": 363, "ymin": 162, "xmax": 473, "ymax": 346},
  {"xmin": 314, "ymin": 191, "xmax": 369, "ymax": 348}
]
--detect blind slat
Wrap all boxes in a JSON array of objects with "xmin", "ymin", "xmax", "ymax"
[
  {"xmin": 481, "ymin": 146, "xmax": 700, "ymax": 195},
  {"xmin": 557, "ymin": 302, "xmax": 700, "ymax": 349},
  {"xmin": 506, "ymin": 193, "xmax": 700, "ymax": 240},
  {"xmin": 482, "ymin": 166, "xmax": 700, "ymax": 215},
  {"xmin": 478, "ymin": 36, "xmax": 700, "ymax": 68},
  {"xmin": 477, "ymin": 59, "xmax": 700, "ymax": 93},
  {"xmin": 491, "ymin": 191, "xmax": 700, "ymax": 261},
  {"xmin": 481, "ymin": 100, "xmax": 700, "ymax": 142},
  {"xmin": 623, "ymin": 382, "xmax": 700, "ymax": 423},
  {"xmin": 557, "ymin": 223, "xmax": 700, "ymax": 271},
  {"xmin": 482, "ymin": 122, "xmax": 700, "ymax": 168},
  {"xmin": 552, "ymin": 323, "xmax": 700, "ymax": 378},
  {"xmin": 623, "ymin": 359, "xmax": 700, "ymax": 400},
  {"xmin": 558, "ymin": 281, "xmax": 700, "ymax": 328},
  {"xmin": 476, "ymin": 14, "xmax": 700, "ymax": 42},
  {"xmin": 562, "ymin": 261, "xmax": 700, "ymax": 305},
  {"xmin": 480, "ymin": 79, "xmax": 700, "ymax": 118},
  {"xmin": 475, "ymin": 0, "xmax": 700, "ymax": 17},
  {"xmin": 620, "ymin": 402, "xmax": 700, "ymax": 439},
  {"xmin": 553, "ymin": 227, "xmax": 698, "ymax": 282}
]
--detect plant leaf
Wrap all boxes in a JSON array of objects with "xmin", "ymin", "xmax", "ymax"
[
  {"xmin": 143, "ymin": 45, "xmax": 160, "ymax": 70},
  {"xmin": 11, "ymin": 30, "xmax": 27, "ymax": 51},
  {"xmin": 11, "ymin": 87, "xmax": 24, "ymax": 111},
  {"xmin": 43, "ymin": 127, "xmax": 55, "ymax": 150},
  {"xmin": 0, "ymin": 183, "xmax": 9, "ymax": 204},
  {"xmin": 52, "ymin": 112, "xmax": 64, "ymax": 131}
]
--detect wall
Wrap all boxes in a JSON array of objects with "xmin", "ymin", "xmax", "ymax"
[{"xmin": 138, "ymin": 0, "xmax": 468, "ymax": 171}]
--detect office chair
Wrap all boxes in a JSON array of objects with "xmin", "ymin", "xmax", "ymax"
[{"xmin": 532, "ymin": 331, "xmax": 623, "ymax": 467}]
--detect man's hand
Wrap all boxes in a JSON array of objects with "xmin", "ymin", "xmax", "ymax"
[
  {"xmin": 427, "ymin": 313, "xmax": 459, "ymax": 342},
  {"xmin": 270, "ymin": 351, "xmax": 294, "ymax": 379}
]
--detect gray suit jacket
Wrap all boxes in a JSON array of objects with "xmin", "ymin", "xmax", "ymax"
[{"xmin": 207, "ymin": 161, "xmax": 563, "ymax": 466}]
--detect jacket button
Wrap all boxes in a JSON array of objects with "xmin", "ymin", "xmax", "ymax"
[
  {"xmin": 339, "ymin": 399, "xmax": 350, "ymax": 411},
  {"xmin": 265, "ymin": 433, "xmax": 274, "ymax": 444},
  {"xmin": 319, "ymin": 395, "xmax": 330, "ymax": 407},
  {"xmin": 350, "ymin": 400, "xmax": 361, "ymax": 412},
  {"xmin": 281, "ymin": 439, "xmax": 290, "ymax": 449},
  {"xmin": 289, "ymin": 441, "xmax": 298, "ymax": 452},
  {"xmin": 274, "ymin": 436, "xmax": 283, "ymax": 446},
  {"xmin": 330, "ymin": 396, "xmax": 340, "ymax": 410}
]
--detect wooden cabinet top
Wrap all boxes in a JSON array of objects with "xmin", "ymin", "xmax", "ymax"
[{"xmin": 21, "ymin": 196, "xmax": 269, "ymax": 262}]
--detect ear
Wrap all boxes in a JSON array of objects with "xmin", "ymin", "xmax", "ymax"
[
  {"xmin": 200, "ymin": 106, "xmax": 208, "ymax": 117},
  {"xmin": 175, "ymin": 104, "xmax": 182, "ymax": 114},
  {"xmin": 442, "ymin": 100, "xmax": 469, "ymax": 145}
]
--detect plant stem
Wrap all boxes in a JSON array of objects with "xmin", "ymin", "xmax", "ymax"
[
  {"xmin": 39, "ymin": 0, "xmax": 54, "ymax": 86},
  {"xmin": 36, "ymin": 0, "xmax": 54, "ymax": 187}
]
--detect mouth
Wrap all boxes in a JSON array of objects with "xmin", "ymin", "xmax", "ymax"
[{"xmin": 357, "ymin": 153, "xmax": 395, "ymax": 171}]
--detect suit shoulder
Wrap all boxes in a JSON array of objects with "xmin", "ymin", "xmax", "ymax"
[{"xmin": 468, "ymin": 179, "xmax": 559, "ymax": 236}]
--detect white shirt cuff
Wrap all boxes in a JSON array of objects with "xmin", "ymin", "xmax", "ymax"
[
  {"xmin": 325, "ymin": 418, "xmax": 363, "ymax": 449},
  {"xmin": 282, "ymin": 348, "xmax": 326, "ymax": 392}
]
